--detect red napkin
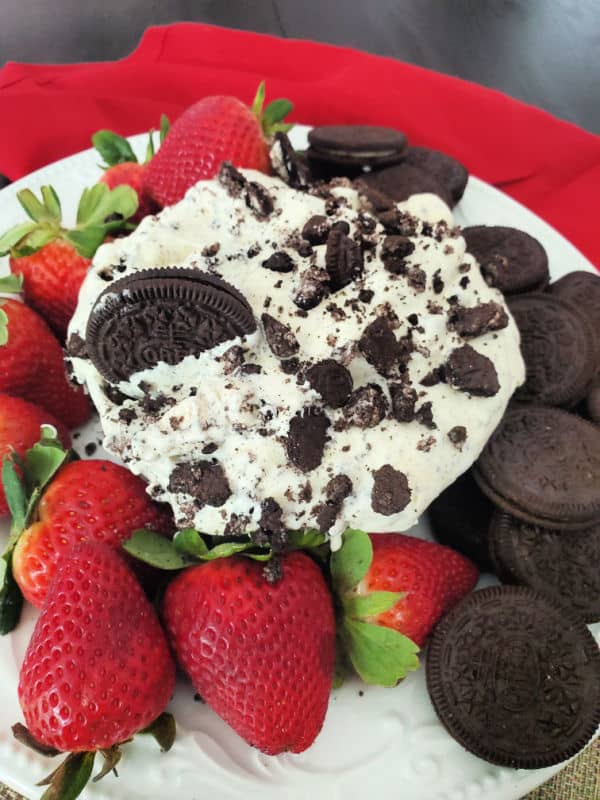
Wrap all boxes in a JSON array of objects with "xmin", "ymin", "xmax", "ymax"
[{"xmin": 1, "ymin": 22, "xmax": 599, "ymax": 267}]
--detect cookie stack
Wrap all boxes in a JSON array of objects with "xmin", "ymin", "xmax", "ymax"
[{"xmin": 426, "ymin": 232, "xmax": 600, "ymax": 768}]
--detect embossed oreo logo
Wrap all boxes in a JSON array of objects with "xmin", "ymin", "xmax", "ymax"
[{"xmin": 86, "ymin": 268, "xmax": 257, "ymax": 383}]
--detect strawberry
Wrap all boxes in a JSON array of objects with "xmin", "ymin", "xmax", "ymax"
[
  {"xmin": 92, "ymin": 117, "xmax": 169, "ymax": 222},
  {"xmin": 331, "ymin": 530, "xmax": 479, "ymax": 686},
  {"xmin": 143, "ymin": 81, "xmax": 293, "ymax": 208},
  {"xmin": 0, "ymin": 393, "xmax": 70, "ymax": 516},
  {"xmin": 0, "ymin": 295, "xmax": 91, "ymax": 428},
  {"xmin": 15, "ymin": 542, "xmax": 175, "ymax": 799},
  {"xmin": 0, "ymin": 183, "xmax": 138, "ymax": 338},
  {"xmin": 162, "ymin": 551, "xmax": 335, "ymax": 755},
  {"xmin": 11, "ymin": 458, "xmax": 173, "ymax": 608}
]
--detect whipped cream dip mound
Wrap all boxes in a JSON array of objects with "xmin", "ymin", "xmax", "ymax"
[{"xmin": 67, "ymin": 164, "xmax": 524, "ymax": 548}]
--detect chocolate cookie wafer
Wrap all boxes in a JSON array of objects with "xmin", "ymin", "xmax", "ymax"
[
  {"xmin": 508, "ymin": 293, "xmax": 595, "ymax": 407},
  {"xmin": 402, "ymin": 146, "xmax": 469, "ymax": 205},
  {"xmin": 307, "ymin": 124, "xmax": 408, "ymax": 179},
  {"xmin": 549, "ymin": 270, "xmax": 600, "ymax": 375},
  {"xmin": 488, "ymin": 510, "xmax": 600, "ymax": 623},
  {"xmin": 426, "ymin": 585, "xmax": 600, "ymax": 768},
  {"xmin": 474, "ymin": 405, "xmax": 600, "ymax": 530},
  {"xmin": 86, "ymin": 268, "xmax": 257, "ymax": 383},
  {"xmin": 427, "ymin": 470, "xmax": 494, "ymax": 570},
  {"xmin": 358, "ymin": 162, "xmax": 453, "ymax": 207},
  {"xmin": 463, "ymin": 226, "xmax": 549, "ymax": 294}
]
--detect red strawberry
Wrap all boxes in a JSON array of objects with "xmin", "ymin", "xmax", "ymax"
[
  {"xmin": 93, "ymin": 120, "xmax": 169, "ymax": 222},
  {"xmin": 143, "ymin": 82, "xmax": 293, "ymax": 208},
  {"xmin": 363, "ymin": 533, "xmax": 479, "ymax": 646},
  {"xmin": 0, "ymin": 393, "xmax": 70, "ymax": 515},
  {"xmin": 0, "ymin": 297, "xmax": 91, "ymax": 428},
  {"xmin": 16, "ymin": 542, "xmax": 175, "ymax": 797},
  {"xmin": 162, "ymin": 552, "xmax": 335, "ymax": 755},
  {"xmin": 12, "ymin": 459, "xmax": 173, "ymax": 608},
  {"xmin": 0, "ymin": 183, "xmax": 138, "ymax": 338},
  {"xmin": 332, "ymin": 530, "xmax": 479, "ymax": 686}
]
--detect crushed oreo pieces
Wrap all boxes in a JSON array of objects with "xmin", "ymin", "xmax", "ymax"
[
  {"xmin": 371, "ymin": 465, "xmax": 411, "ymax": 515},
  {"xmin": 168, "ymin": 460, "xmax": 232, "ymax": 507},
  {"xmin": 445, "ymin": 344, "xmax": 500, "ymax": 397},
  {"xmin": 261, "ymin": 313, "xmax": 300, "ymax": 358},
  {"xmin": 306, "ymin": 359, "xmax": 353, "ymax": 408},
  {"xmin": 343, "ymin": 384, "xmax": 389, "ymax": 428},
  {"xmin": 286, "ymin": 407, "xmax": 330, "ymax": 471}
]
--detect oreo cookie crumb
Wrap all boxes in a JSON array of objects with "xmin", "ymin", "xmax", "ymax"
[
  {"xmin": 262, "ymin": 251, "xmax": 295, "ymax": 273},
  {"xmin": 280, "ymin": 357, "xmax": 300, "ymax": 375},
  {"xmin": 448, "ymin": 302, "xmax": 509, "ymax": 338},
  {"xmin": 416, "ymin": 401, "xmax": 436, "ymax": 429},
  {"xmin": 220, "ymin": 345, "xmax": 245, "ymax": 374},
  {"xmin": 258, "ymin": 497, "xmax": 287, "ymax": 550},
  {"xmin": 201, "ymin": 443, "xmax": 218, "ymax": 455},
  {"xmin": 381, "ymin": 236, "xmax": 415, "ymax": 275},
  {"xmin": 118, "ymin": 407, "xmax": 137, "ymax": 425},
  {"xmin": 302, "ymin": 215, "xmax": 331, "ymax": 245},
  {"xmin": 448, "ymin": 426, "xmax": 468, "ymax": 450},
  {"xmin": 245, "ymin": 181, "xmax": 274, "ymax": 218},
  {"xmin": 359, "ymin": 317, "xmax": 400, "ymax": 376},
  {"xmin": 326, "ymin": 227, "xmax": 364, "ymax": 291},
  {"xmin": 306, "ymin": 359, "xmax": 353, "ymax": 408},
  {"xmin": 84, "ymin": 442, "xmax": 97, "ymax": 456},
  {"xmin": 359, "ymin": 289, "xmax": 375, "ymax": 304},
  {"xmin": 168, "ymin": 461, "xmax": 231, "ymax": 507},
  {"xmin": 445, "ymin": 345, "xmax": 500, "ymax": 397},
  {"xmin": 294, "ymin": 268, "xmax": 329, "ymax": 310},
  {"xmin": 343, "ymin": 384, "xmax": 389, "ymax": 428},
  {"xmin": 286, "ymin": 407, "xmax": 330, "ymax": 471},
  {"xmin": 262, "ymin": 313, "xmax": 300, "ymax": 358},
  {"xmin": 103, "ymin": 383, "xmax": 128, "ymax": 406},
  {"xmin": 66, "ymin": 333, "xmax": 87, "ymax": 359},
  {"xmin": 371, "ymin": 465, "xmax": 411, "ymax": 515},
  {"xmin": 390, "ymin": 383, "xmax": 418, "ymax": 422},
  {"xmin": 432, "ymin": 270, "xmax": 444, "ymax": 294}
]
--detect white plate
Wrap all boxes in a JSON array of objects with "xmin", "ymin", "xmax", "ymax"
[{"xmin": 0, "ymin": 126, "xmax": 598, "ymax": 800}]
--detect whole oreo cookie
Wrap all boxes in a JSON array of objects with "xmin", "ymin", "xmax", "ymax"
[
  {"xmin": 402, "ymin": 146, "xmax": 469, "ymax": 205},
  {"xmin": 428, "ymin": 470, "xmax": 494, "ymax": 571},
  {"xmin": 86, "ymin": 268, "xmax": 256, "ymax": 383},
  {"xmin": 474, "ymin": 405, "xmax": 600, "ymax": 530},
  {"xmin": 488, "ymin": 511, "xmax": 600, "ymax": 623},
  {"xmin": 359, "ymin": 162, "xmax": 453, "ymax": 207},
  {"xmin": 586, "ymin": 379, "xmax": 600, "ymax": 423},
  {"xmin": 426, "ymin": 585, "xmax": 600, "ymax": 768},
  {"xmin": 462, "ymin": 226, "xmax": 549, "ymax": 294},
  {"xmin": 549, "ymin": 270, "xmax": 600, "ymax": 374},
  {"xmin": 508, "ymin": 293, "xmax": 595, "ymax": 407},
  {"xmin": 307, "ymin": 124, "xmax": 408, "ymax": 177}
]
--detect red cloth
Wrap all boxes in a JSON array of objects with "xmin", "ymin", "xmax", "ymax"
[{"xmin": 1, "ymin": 23, "xmax": 599, "ymax": 267}]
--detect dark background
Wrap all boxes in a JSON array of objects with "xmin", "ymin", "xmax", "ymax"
[{"xmin": 0, "ymin": 0, "xmax": 599, "ymax": 133}]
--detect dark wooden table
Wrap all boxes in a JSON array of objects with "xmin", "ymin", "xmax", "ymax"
[{"xmin": 1, "ymin": 0, "xmax": 599, "ymax": 134}]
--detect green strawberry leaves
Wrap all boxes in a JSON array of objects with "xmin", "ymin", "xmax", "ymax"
[
  {"xmin": 94, "ymin": 115, "xmax": 171, "ymax": 166},
  {"xmin": 14, "ymin": 715, "xmax": 175, "ymax": 799},
  {"xmin": 341, "ymin": 619, "xmax": 419, "ymax": 688},
  {"xmin": 330, "ymin": 528, "xmax": 420, "ymax": 687},
  {"xmin": 0, "ymin": 183, "xmax": 138, "ymax": 260},
  {"xmin": 38, "ymin": 751, "xmax": 96, "ymax": 800},
  {"xmin": 92, "ymin": 130, "xmax": 138, "ymax": 168},
  {"xmin": 123, "ymin": 529, "xmax": 191, "ymax": 570},
  {"xmin": 330, "ymin": 528, "xmax": 372, "ymax": 593},
  {"xmin": 250, "ymin": 80, "xmax": 294, "ymax": 137},
  {"xmin": 140, "ymin": 712, "xmax": 176, "ymax": 752},
  {"xmin": 0, "ymin": 426, "xmax": 72, "ymax": 634}
]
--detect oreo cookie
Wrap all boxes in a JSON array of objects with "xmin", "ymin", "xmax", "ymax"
[
  {"xmin": 586, "ymin": 380, "xmax": 600, "ymax": 423},
  {"xmin": 488, "ymin": 511, "xmax": 600, "ymax": 623},
  {"xmin": 86, "ymin": 268, "xmax": 256, "ymax": 383},
  {"xmin": 359, "ymin": 162, "xmax": 453, "ymax": 207},
  {"xmin": 462, "ymin": 226, "xmax": 549, "ymax": 294},
  {"xmin": 402, "ymin": 146, "xmax": 469, "ymax": 206},
  {"xmin": 508, "ymin": 293, "xmax": 595, "ymax": 407},
  {"xmin": 474, "ymin": 405, "xmax": 600, "ymax": 530},
  {"xmin": 426, "ymin": 585, "xmax": 600, "ymax": 768},
  {"xmin": 549, "ymin": 270, "xmax": 600, "ymax": 374},
  {"xmin": 428, "ymin": 470, "xmax": 494, "ymax": 571},
  {"xmin": 307, "ymin": 125, "xmax": 408, "ymax": 178}
]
